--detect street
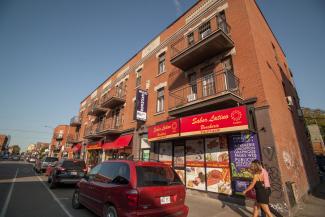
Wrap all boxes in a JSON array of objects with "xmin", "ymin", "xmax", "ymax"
[{"xmin": 1, "ymin": 160, "xmax": 325, "ymax": 217}]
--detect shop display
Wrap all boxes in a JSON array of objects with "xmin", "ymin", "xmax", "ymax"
[
  {"xmin": 205, "ymin": 136, "xmax": 229, "ymax": 168},
  {"xmin": 186, "ymin": 139, "xmax": 204, "ymax": 167},
  {"xmin": 175, "ymin": 169, "xmax": 185, "ymax": 184},
  {"xmin": 228, "ymin": 133, "xmax": 261, "ymax": 178},
  {"xmin": 174, "ymin": 146, "xmax": 185, "ymax": 167},
  {"xmin": 159, "ymin": 142, "xmax": 172, "ymax": 166},
  {"xmin": 206, "ymin": 167, "xmax": 232, "ymax": 195},
  {"xmin": 186, "ymin": 167, "xmax": 206, "ymax": 190}
]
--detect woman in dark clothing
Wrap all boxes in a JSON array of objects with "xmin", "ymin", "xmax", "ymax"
[{"xmin": 243, "ymin": 162, "xmax": 273, "ymax": 217}]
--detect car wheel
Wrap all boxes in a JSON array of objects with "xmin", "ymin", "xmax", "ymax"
[
  {"xmin": 105, "ymin": 205, "xmax": 118, "ymax": 217},
  {"xmin": 72, "ymin": 189, "xmax": 82, "ymax": 209}
]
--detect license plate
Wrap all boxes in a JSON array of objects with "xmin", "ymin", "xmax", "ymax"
[
  {"xmin": 160, "ymin": 196, "xmax": 171, "ymax": 205},
  {"xmin": 70, "ymin": 172, "xmax": 77, "ymax": 175}
]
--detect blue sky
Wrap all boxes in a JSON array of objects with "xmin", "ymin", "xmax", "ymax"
[{"xmin": 0, "ymin": 0, "xmax": 324, "ymax": 150}]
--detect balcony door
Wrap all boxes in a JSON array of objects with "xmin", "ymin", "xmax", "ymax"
[
  {"xmin": 217, "ymin": 11, "xmax": 228, "ymax": 34},
  {"xmin": 188, "ymin": 73, "xmax": 197, "ymax": 102},
  {"xmin": 202, "ymin": 73, "xmax": 215, "ymax": 97},
  {"xmin": 223, "ymin": 58, "xmax": 237, "ymax": 90},
  {"xmin": 113, "ymin": 109, "xmax": 121, "ymax": 129}
]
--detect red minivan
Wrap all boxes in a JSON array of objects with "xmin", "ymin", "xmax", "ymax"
[{"xmin": 72, "ymin": 160, "xmax": 188, "ymax": 217}]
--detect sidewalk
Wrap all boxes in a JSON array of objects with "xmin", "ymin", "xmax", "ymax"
[
  {"xmin": 294, "ymin": 181, "xmax": 325, "ymax": 217},
  {"xmin": 186, "ymin": 193, "xmax": 253, "ymax": 217}
]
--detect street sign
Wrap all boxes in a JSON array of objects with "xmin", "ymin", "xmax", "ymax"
[{"xmin": 135, "ymin": 89, "xmax": 148, "ymax": 121}]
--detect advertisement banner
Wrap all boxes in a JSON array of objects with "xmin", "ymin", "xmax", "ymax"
[
  {"xmin": 185, "ymin": 139, "xmax": 204, "ymax": 167},
  {"xmin": 180, "ymin": 106, "xmax": 249, "ymax": 136},
  {"xmin": 135, "ymin": 89, "xmax": 148, "ymax": 121},
  {"xmin": 186, "ymin": 167, "xmax": 206, "ymax": 190},
  {"xmin": 228, "ymin": 133, "xmax": 261, "ymax": 178},
  {"xmin": 206, "ymin": 167, "xmax": 232, "ymax": 195},
  {"xmin": 205, "ymin": 136, "xmax": 229, "ymax": 168},
  {"xmin": 148, "ymin": 119, "xmax": 180, "ymax": 142}
]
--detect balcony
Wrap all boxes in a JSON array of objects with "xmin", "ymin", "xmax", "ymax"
[
  {"xmin": 70, "ymin": 116, "xmax": 81, "ymax": 126},
  {"xmin": 67, "ymin": 135, "xmax": 81, "ymax": 144},
  {"xmin": 84, "ymin": 125, "xmax": 104, "ymax": 140},
  {"xmin": 101, "ymin": 88, "xmax": 126, "ymax": 109},
  {"xmin": 87, "ymin": 102, "xmax": 108, "ymax": 116},
  {"xmin": 168, "ymin": 69, "xmax": 242, "ymax": 116},
  {"xmin": 170, "ymin": 17, "xmax": 233, "ymax": 70},
  {"xmin": 95, "ymin": 116, "xmax": 123, "ymax": 136}
]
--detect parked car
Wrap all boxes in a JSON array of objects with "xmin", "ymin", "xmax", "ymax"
[
  {"xmin": 28, "ymin": 157, "xmax": 36, "ymax": 163},
  {"xmin": 12, "ymin": 155, "xmax": 20, "ymax": 161},
  {"xmin": 48, "ymin": 159, "xmax": 87, "ymax": 189},
  {"xmin": 72, "ymin": 160, "xmax": 188, "ymax": 217},
  {"xmin": 35, "ymin": 157, "xmax": 58, "ymax": 173}
]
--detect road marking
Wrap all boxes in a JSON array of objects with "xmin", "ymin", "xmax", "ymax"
[
  {"xmin": 36, "ymin": 174, "xmax": 74, "ymax": 217},
  {"xmin": 0, "ymin": 168, "xmax": 19, "ymax": 217}
]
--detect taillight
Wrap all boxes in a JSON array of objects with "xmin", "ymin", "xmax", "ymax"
[{"xmin": 126, "ymin": 189, "xmax": 138, "ymax": 208}]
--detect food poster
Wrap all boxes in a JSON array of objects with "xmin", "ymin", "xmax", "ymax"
[
  {"xmin": 159, "ymin": 142, "xmax": 172, "ymax": 166},
  {"xmin": 234, "ymin": 180, "xmax": 250, "ymax": 195},
  {"xmin": 186, "ymin": 167, "xmax": 206, "ymax": 190},
  {"xmin": 206, "ymin": 167, "xmax": 232, "ymax": 195},
  {"xmin": 228, "ymin": 133, "xmax": 261, "ymax": 178},
  {"xmin": 175, "ymin": 169, "xmax": 185, "ymax": 184},
  {"xmin": 174, "ymin": 145, "xmax": 185, "ymax": 167},
  {"xmin": 185, "ymin": 139, "xmax": 204, "ymax": 167},
  {"xmin": 205, "ymin": 136, "xmax": 229, "ymax": 168}
]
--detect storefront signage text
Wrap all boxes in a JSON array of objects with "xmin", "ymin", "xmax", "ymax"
[
  {"xmin": 136, "ymin": 89, "xmax": 148, "ymax": 121},
  {"xmin": 180, "ymin": 106, "xmax": 249, "ymax": 136},
  {"xmin": 148, "ymin": 119, "xmax": 180, "ymax": 142}
]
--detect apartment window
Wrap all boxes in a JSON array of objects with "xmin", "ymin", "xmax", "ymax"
[
  {"xmin": 158, "ymin": 53, "xmax": 166, "ymax": 74},
  {"xmin": 217, "ymin": 11, "xmax": 228, "ymax": 33},
  {"xmin": 116, "ymin": 82, "xmax": 124, "ymax": 98},
  {"xmin": 187, "ymin": 32, "xmax": 194, "ymax": 46},
  {"xmin": 202, "ymin": 73, "xmax": 215, "ymax": 97},
  {"xmin": 199, "ymin": 21, "xmax": 211, "ymax": 40},
  {"xmin": 136, "ymin": 69, "xmax": 142, "ymax": 87},
  {"xmin": 272, "ymin": 43, "xmax": 279, "ymax": 63},
  {"xmin": 223, "ymin": 58, "xmax": 237, "ymax": 90},
  {"xmin": 156, "ymin": 88, "xmax": 164, "ymax": 113},
  {"xmin": 133, "ymin": 99, "xmax": 137, "ymax": 120}
]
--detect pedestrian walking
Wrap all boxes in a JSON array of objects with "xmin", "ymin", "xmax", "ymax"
[{"xmin": 243, "ymin": 161, "xmax": 273, "ymax": 217}]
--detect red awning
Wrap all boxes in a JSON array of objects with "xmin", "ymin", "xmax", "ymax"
[
  {"xmin": 86, "ymin": 143, "xmax": 102, "ymax": 150},
  {"xmin": 72, "ymin": 143, "xmax": 82, "ymax": 153},
  {"xmin": 103, "ymin": 134, "xmax": 133, "ymax": 150}
]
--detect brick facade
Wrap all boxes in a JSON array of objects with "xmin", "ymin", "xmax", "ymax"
[{"xmin": 71, "ymin": 1, "xmax": 318, "ymax": 215}]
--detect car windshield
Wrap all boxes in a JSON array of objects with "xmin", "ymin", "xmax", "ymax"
[
  {"xmin": 62, "ymin": 160, "xmax": 85, "ymax": 169},
  {"xmin": 45, "ymin": 157, "xmax": 58, "ymax": 162},
  {"xmin": 136, "ymin": 166, "xmax": 183, "ymax": 187}
]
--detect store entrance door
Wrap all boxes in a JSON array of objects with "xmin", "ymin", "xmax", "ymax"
[{"xmin": 173, "ymin": 143, "xmax": 185, "ymax": 184}]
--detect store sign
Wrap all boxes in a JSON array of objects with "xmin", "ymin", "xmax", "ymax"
[
  {"xmin": 228, "ymin": 133, "xmax": 261, "ymax": 178},
  {"xmin": 148, "ymin": 119, "xmax": 180, "ymax": 142},
  {"xmin": 86, "ymin": 143, "xmax": 102, "ymax": 150},
  {"xmin": 180, "ymin": 106, "xmax": 249, "ymax": 136},
  {"xmin": 136, "ymin": 89, "xmax": 148, "ymax": 121}
]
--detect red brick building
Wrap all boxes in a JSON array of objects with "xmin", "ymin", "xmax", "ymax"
[
  {"xmin": 71, "ymin": 0, "xmax": 318, "ymax": 215},
  {"xmin": 49, "ymin": 125, "xmax": 77, "ymax": 158}
]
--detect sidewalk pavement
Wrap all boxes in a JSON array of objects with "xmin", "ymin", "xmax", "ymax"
[
  {"xmin": 294, "ymin": 180, "xmax": 325, "ymax": 217},
  {"xmin": 186, "ymin": 193, "xmax": 253, "ymax": 217}
]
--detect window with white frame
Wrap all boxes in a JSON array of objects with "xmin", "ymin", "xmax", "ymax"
[
  {"xmin": 158, "ymin": 53, "xmax": 166, "ymax": 75},
  {"xmin": 156, "ymin": 88, "xmax": 164, "ymax": 113},
  {"xmin": 136, "ymin": 68, "xmax": 142, "ymax": 87}
]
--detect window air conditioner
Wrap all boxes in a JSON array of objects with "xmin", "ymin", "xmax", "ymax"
[
  {"xmin": 286, "ymin": 96, "xmax": 294, "ymax": 106},
  {"xmin": 201, "ymin": 29, "xmax": 211, "ymax": 39},
  {"xmin": 187, "ymin": 93, "xmax": 197, "ymax": 102}
]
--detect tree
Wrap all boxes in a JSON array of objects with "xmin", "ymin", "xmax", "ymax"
[{"xmin": 12, "ymin": 145, "xmax": 20, "ymax": 155}]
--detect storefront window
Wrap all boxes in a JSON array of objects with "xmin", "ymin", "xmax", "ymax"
[
  {"xmin": 159, "ymin": 142, "xmax": 172, "ymax": 166},
  {"xmin": 185, "ymin": 139, "xmax": 206, "ymax": 191}
]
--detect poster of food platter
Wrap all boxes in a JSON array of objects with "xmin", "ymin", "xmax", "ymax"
[
  {"xmin": 159, "ymin": 142, "xmax": 172, "ymax": 166},
  {"xmin": 186, "ymin": 167, "xmax": 206, "ymax": 190},
  {"xmin": 185, "ymin": 139, "xmax": 204, "ymax": 167},
  {"xmin": 228, "ymin": 133, "xmax": 261, "ymax": 178},
  {"xmin": 174, "ymin": 145, "xmax": 185, "ymax": 167},
  {"xmin": 175, "ymin": 169, "xmax": 185, "ymax": 184},
  {"xmin": 206, "ymin": 167, "xmax": 232, "ymax": 195},
  {"xmin": 205, "ymin": 136, "xmax": 229, "ymax": 168}
]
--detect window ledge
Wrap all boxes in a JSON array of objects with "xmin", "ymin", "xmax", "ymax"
[
  {"xmin": 154, "ymin": 111, "xmax": 165, "ymax": 116},
  {"xmin": 156, "ymin": 71, "xmax": 166, "ymax": 78}
]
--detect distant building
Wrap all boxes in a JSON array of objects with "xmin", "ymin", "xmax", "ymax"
[
  {"xmin": 0, "ymin": 134, "xmax": 10, "ymax": 155},
  {"xmin": 307, "ymin": 124, "xmax": 325, "ymax": 155},
  {"xmin": 49, "ymin": 125, "xmax": 78, "ymax": 158}
]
